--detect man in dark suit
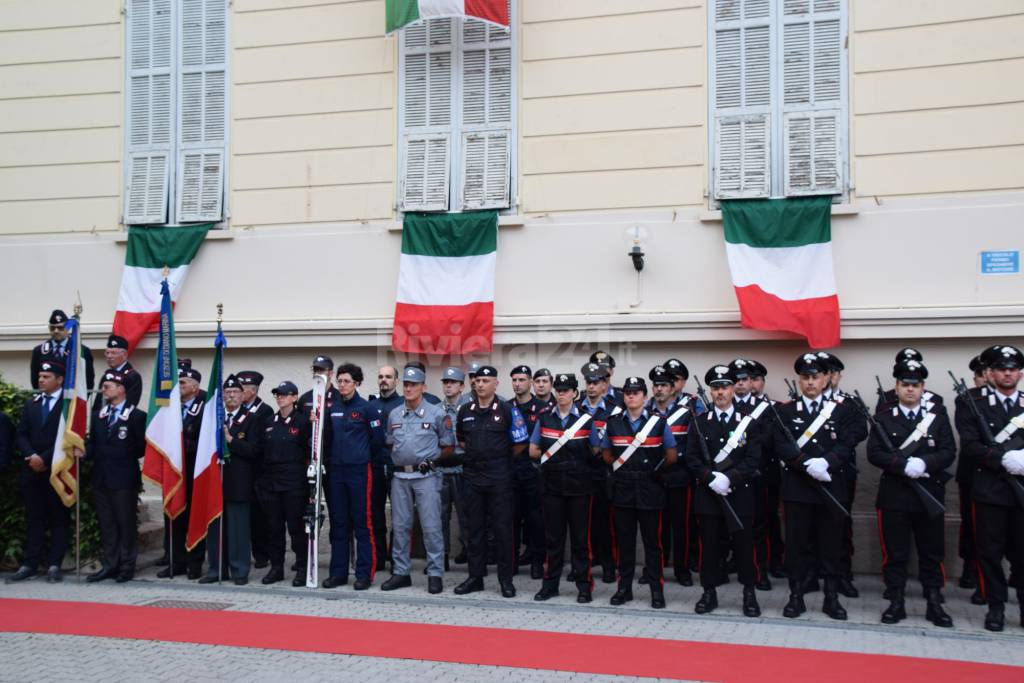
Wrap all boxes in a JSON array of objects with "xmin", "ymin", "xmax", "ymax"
[
  {"xmin": 199, "ymin": 374, "xmax": 265, "ymax": 585},
  {"xmin": 85, "ymin": 370, "xmax": 147, "ymax": 583},
  {"xmin": 0, "ymin": 411, "xmax": 12, "ymax": 471},
  {"xmin": 237, "ymin": 371, "xmax": 274, "ymax": 570},
  {"xmin": 8, "ymin": 360, "xmax": 70, "ymax": 583},
  {"xmin": 30, "ymin": 309, "xmax": 95, "ymax": 392}
]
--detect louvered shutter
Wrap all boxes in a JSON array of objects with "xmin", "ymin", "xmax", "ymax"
[
  {"xmin": 400, "ymin": 19, "xmax": 454, "ymax": 212},
  {"xmin": 781, "ymin": 0, "xmax": 842, "ymax": 195},
  {"xmin": 712, "ymin": 0, "xmax": 772, "ymax": 198},
  {"xmin": 125, "ymin": 0, "xmax": 173, "ymax": 224},
  {"xmin": 459, "ymin": 2, "xmax": 512, "ymax": 210},
  {"xmin": 177, "ymin": 0, "xmax": 227, "ymax": 222}
]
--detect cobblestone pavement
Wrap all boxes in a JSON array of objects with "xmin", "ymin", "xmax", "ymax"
[{"xmin": 2, "ymin": 557, "xmax": 1022, "ymax": 681}]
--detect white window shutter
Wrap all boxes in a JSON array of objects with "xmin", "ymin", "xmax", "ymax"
[
  {"xmin": 782, "ymin": 0, "xmax": 842, "ymax": 195},
  {"xmin": 177, "ymin": 0, "xmax": 227, "ymax": 222},
  {"xmin": 784, "ymin": 110, "xmax": 840, "ymax": 195},
  {"xmin": 458, "ymin": 7, "xmax": 511, "ymax": 211},
  {"xmin": 400, "ymin": 19, "xmax": 454, "ymax": 211},
  {"xmin": 712, "ymin": 0, "xmax": 771, "ymax": 199},
  {"xmin": 125, "ymin": 0, "xmax": 173, "ymax": 224}
]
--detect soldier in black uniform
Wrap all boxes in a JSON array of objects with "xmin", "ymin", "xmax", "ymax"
[
  {"xmin": 30, "ymin": 309, "xmax": 95, "ymax": 392},
  {"xmin": 509, "ymin": 365, "xmax": 545, "ymax": 580},
  {"xmin": 200, "ymin": 374, "xmax": 266, "ymax": 585},
  {"xmin": 158, "ymin": 365, "xmax": 206, "ymax": 579},
  {"xmin": 600, "ymin": 376, "xmax": 677, "ymax": 609},
  {"xmin": 237, "ymin": 371, "xmax": 274, "ymax": 570},
  {"xmin": 453, "ymin": 366, "xmax": 529, "ymax": 598},
  {"xmin": 954, "ymin": 352, "xmax": 990, "ymax": 600},
  {"xmin": 867, "ymin": 359, "xmax": 956, "ymax": 627},
  {"xmin": 530, "ymin": 373, "xmax": 595, "ymax": 603},
  {"xmin": 577, "ymin": 361, "xmax": 622, "ymax": 584},
  {"xmin": 648, "ymin": 365, "xmax": 695, "ymax": 587},
  {"xmin": 686, "ymin": 364, "xmax": 762, "ymax": 616},
  {"xmin": 85, "ymin": 370, "xmax": 147, "ymax": 583},
  {"xmin": 773, "ymin": 353, "xmax": 855, "ymax": 621},
  {"xmin": 876, "ymin": 348, "xmax": 945, "ymax": 412},
  {"xmin": 258, "ymin": 381, "xmax": 310, "ymax": 587},
  {"xmin": 533, "ymin": 368, "xmax": 555, "ymax": 409},
  {"xmin": 98, "ymin": 335, "xmax": 143, "ymax": 409},
  {"xmin": 956, "ymin": 344, "xmax": 1024, "ymax": 631},
  {"xmin": 590, "ymin": 351, "xmax": 624, "ymax": 405},
  {"xmin": 8, "ymin": 360, "xmax": 70, "ymax": 583}
]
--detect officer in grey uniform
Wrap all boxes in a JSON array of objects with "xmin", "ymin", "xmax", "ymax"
[{"xmin": 380, "ymin": 366, "xmax": 455, "ymax": 594}]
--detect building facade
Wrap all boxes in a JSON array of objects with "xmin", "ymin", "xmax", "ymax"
[{"xmin": 1, "ymin": 0, "xmax": 1022, "ymax": 570}]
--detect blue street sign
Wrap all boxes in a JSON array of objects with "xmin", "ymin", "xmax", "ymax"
[{"xmin": 980, "ymin": 250, "xmax": 1020, "ymax": 275}]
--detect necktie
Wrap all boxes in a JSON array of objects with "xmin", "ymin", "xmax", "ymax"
[
  {"xmin": 109, "ymin": 408, "xmax": 119, "ymax": 427},
  {"xmin": 40, "ymin": 396, "xmax": 51, "ymax": 421},
  {"xmin": 1006, "ymin": 398, "xmax": 1015, "ymax": 414},
  {"xmin": 719, "ymin": 411, "xmax": 729, "ymax": 426},
  {"xmin": 810, "ymin": 400, "xmax": 819, "ymax": 415},
  {"xmin": 907, "ymin": 410, "xmax": 917, "ymax": 423}
]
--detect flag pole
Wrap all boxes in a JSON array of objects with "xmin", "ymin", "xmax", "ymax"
[
  {"xmin": 217, "ymin": 302, "xmax": 224, "ymax": 586},
  {"xmin": 73, "ymin": 295, "xmax": 82, "ymax": 582},
  {"xmin": 163, "ymin": 266, "xmax": 175, "ymax": 581}
]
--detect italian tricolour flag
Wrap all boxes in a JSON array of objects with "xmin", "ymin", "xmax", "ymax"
[
  {"xmin": 112, "ymin": 224, "xmax": 210, "ymax": 353},
  {"xmin": 722, "ymin": 197, "xmax": 841, "ymax": 349},
  {"xmin": 186, "ymin": 326, "xmax": 226, "ymax": 551},
  {"xmin": 49, "ymin": 317, "xmax": 88, "ymax": 507},
  {"xmin": 392, "ymin": 211, "xmax": 497, "ymax": 355},
  {"xmin": 386, "ymin": 0, "xmax": 509, "ymax": 33}
]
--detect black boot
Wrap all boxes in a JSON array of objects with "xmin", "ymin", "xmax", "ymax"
[
  {"xmin": 958, "ymin": 562, "xmax": 977, "ymax": 589},
  {"xmin": 755, "ymin": 574, "xmax": 772, "ymax": 591},
  {"xmin": 880, "ymin": 588, "xmax": 906, "ymax": 624},
  {"xmin": 783, "ymin": 580, "xmax": 806, "ymax": 618},
  {"xmin": 650, "ymin": 588, "xmax": 666, "ymax": 609},
  {"xmin": 924, "ymin": 588, "xmax": 952, "ymax": 628},
  {"xmin": 531, "ymin": 561, "xmax": 544, "ymax": 581},
  {"xmin": 675, "ymin": 568, "xmax": 693, "ymax": 586},
  {"xmin": 694, "ymin": 588, "xmax": 718, "ymax": 614},
  {"xmin": 742, "ymin": 586, "xmax": 761, "ymax": 617},
  {"xmin": 822, "ymin": 579, "xmax": 848, "ymax": 621},
  {"xmin": 534, "ymin": 581, "xmax": 559, "ymax": 601},
  {"xmin": 837, "ymin": 576, "xmax": 859, "ymax": 598},
  {"xmin": 984, "ymin": 602, "xmax": 1005, "ymax": 632},
  {"xmin": 610, "ymin": 586, "xmax": 633, "ymax": 605},
  {"xmin": 261, "ymin": 566, "xmax": 284, "ymax": 585}
]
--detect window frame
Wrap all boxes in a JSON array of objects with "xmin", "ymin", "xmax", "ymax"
[
  {"xmin": 707, "ymin": 0, "xmax": 848, "ymax": 203},
  {"xmin": 396, "ymin": 1, "xmax": 518, "ymax": 215},
  {"xmin": 123, "ymin": 0, "xmax": 231, "ymax": 227}
]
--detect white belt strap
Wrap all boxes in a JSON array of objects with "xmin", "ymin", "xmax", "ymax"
[
  {"xmin": 898, "ymin": 412, "xmax": 937, "ymax": 450},
  {"xmin": 796, "ymin": 400, "xmax": 837, "ymax": 448},
  {"xmin": 715, "ymin": 415, "xmax": 754, "ymax": 463},
  {"xmin": 540, "ymin": 413, "xmax": 592, "ymax": 465},
  {"xmin": 995, "ymin": 414, "xmax": 1024, "ymax": 444},
  {"xmin": 613, "ymin": 416, "xmax": 661, "ymax": 472}
]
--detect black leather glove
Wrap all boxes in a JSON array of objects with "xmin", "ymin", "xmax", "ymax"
[{"xmin": 417, "ymin": 460, "xmax": 434, "ymax": 474}]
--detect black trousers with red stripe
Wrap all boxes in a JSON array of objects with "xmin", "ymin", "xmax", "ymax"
[
  {"xmin": 542, "ymin": 492, "xmax": 592, "ymax": 588},
  {"xmin": 784, "ymin": 501, "xmax": 843, "ymax": 586},
  {"xmin": 876, "ymin": 507, "xmax": 945, "ymax": 590},
  {"xmin": 698, "ymin": 513, "xmax": 756, "ymax": 589},
  {"xmin": 957, "ymin": 481, "xmax": 976, "ymax": 564},
  {"xmin": 974, "ymin": 501, "xmax": 1024, "ymax": 605},
  {"xmin": 613, "ymin": 506, "xmax": 663, "ymax": 589},
  {"xmin": 753, "ymin": 478, "xmax": 783, "ymax": 574},
  {"xmin": 660, "ymin": 487, "xmax": 692, "ymax": 577},
  {"xmin": 590, "ymin": 478, "xmax": 616, "ymax": 572}
]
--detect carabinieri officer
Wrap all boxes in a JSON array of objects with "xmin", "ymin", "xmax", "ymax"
[
  {"xmin": 454, "ymin": 365, "xmax": 529, "ymax": 598},
  {"xmin": 530, "ymin": 372, "xmax": 595, "ymax": 603},
  {"xmin": 600, "ymin": 376, "xmax": 677, "ymax": 609}
]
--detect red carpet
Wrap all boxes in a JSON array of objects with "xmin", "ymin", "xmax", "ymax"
[{"xmin": 1, "ymin": 597, "xmax": 1019, "ymax": 681}]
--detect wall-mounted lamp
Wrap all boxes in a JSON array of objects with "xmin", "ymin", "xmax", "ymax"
[{"xmin": 625, "ymin": 226, "xmax": 648, "ymax": 272}]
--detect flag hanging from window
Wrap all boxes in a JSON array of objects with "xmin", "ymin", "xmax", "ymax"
[
  {"xmin": 386, "ymin": 0, "xmax": 509, "ymax": 33},
  {"xmin": 112, "ymin": 224, "xmax": 210, "ymax": 353},
  {"xmin": 722, "ymin": 197, "xmax": 841, "ymax": 349},
  {"xmin": 392, "ymin": 211, "xmax": 497, "ymax": 355}
]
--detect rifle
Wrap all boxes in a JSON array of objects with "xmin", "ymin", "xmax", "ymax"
[
  {"xmin": 691, "ymin": 380, "xmax": 744, "ymax": 533},
  {"xmin": 763, "ymin": 395, "xmax": 851, "ymax": 518},
  {"xmin": 783, "ymin": 378, "xmax": 799, "ymax": 401},
  {"xmin": 851, "ymin": 390, "xmax": 947, "ymax": 519},
  {"xmin": 948, "ymin": 372, "xmax": 1024, "ymax": 510},
  {"xmin": 875, "ymin": 375, "xmax": 889, "ymax": 409}
]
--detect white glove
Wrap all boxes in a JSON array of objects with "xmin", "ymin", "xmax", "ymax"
[
  {"xmin": 1002, "ymin": 449, "xmax": 1024, "ymax": 476},
  {"xmin": 805, "ymin": 457, "xmax": 832, "ymax": 482},
  {"xmin": 709, "ymin": 471, "xmax": 732, "ymax": 496},
  {"xmin": 904, "ymin": 457, "xmax": 928, "ymax": 479}
]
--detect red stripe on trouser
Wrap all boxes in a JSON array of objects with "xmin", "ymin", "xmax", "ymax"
[
  {"xmin": 876, "ymin": 509, "xmax": 888, "ymax": 571},
  {"xmin": 683, "ymin": 487, "xmax": 692, "ymax": 566},
  {"xmin": 656, "ymin": 511, "xmax": 665, "ymax": 588},
  {"xmin": 971, "ymin": 502, "xmax": 986, "ymax": 600},
  {"xmin": 609, "ymin": 507, "xmax": 619, "ymax": 564},
  {"xmin": 764, "ymin": 488, "xmax": 772, "ymax": 572},
  {"xmin": 365, "ymin": 464, "xmax": 376, "ymax": 582},
  {"xmin": 586, "ymin": 496, "xmax": 594, "ymax": 588}
]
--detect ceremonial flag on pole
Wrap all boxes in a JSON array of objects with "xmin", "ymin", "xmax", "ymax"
[
  {"xmin": 186, "ymin": 325, "xmax": 227, "ymax": 551},
  {"xmin": 49, "ymin": 317, "xmax": 88, "ymax": 507},
  {"xmin": 386, "ymin": 0, "xmax": 509, "ymax": 33},
  {"xmin": 142, "ymin": 279, "xmax": 186, "ymax": 519},
  {"xmin": 722, "ymin": 197, "xmax": 841, "ymax": 349},
  {"xmin": 112, "ymin": 224, "xmax": 210, "ymax": 353},
  {"xmin": 392, "ymin": 211, "xmax": 497, "ymax": 355}
]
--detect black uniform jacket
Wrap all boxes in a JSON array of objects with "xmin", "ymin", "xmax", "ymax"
[
  {"xmin": 260, "ymin": 410, "xmax": 311, "ymax": 493},
  {"xmin": 957, "ymin": 390, "xmax": 1024, "ymax": 507},
  {"xmin": 16, "ymin": 392, "xmax": 63, "ymax": 479},
  {"xmin": 866, "ymin": 404, "xmax": 955, "ymax": 512},
  {"xmin": 223, "ymin": 404, "xmax": 267, "ymax": 503},
  {"xmin": 181, "ymin": 395, "xmax": 206, "ymax": 494},
  {"xmin": 536, "ymin": 405, "xmax": 593, "ymax": 497},
  {"xmin": 684, "ymin": 409, "xmax": 760, "ymax": 516},
  {"xmin": 605, "ymin": 411, "xmax": 671, "ymax": 511},
  {"xmin": 88, "ymin": 403, "xmax": 147, "ymax": 490},
  {"xmin": 650, "ymin": 394, "xmax": 696, "ymax": 489},
  {"xmin": 31, "ymin": 339, "xmax": 95, "ymax": 391},
  {"xmin": 772, "ymin": 398, "xmax": 855, "ymax": 505}
]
